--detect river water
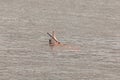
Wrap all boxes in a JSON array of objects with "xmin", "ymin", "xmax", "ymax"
[{"xmin": 0, "ymin": 0, "xmax": 120, "ymax": 80}]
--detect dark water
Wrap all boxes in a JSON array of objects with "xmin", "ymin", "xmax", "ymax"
[{"xmin": 0, "ymin": 0, "xmax": 120, "ymax": 80}]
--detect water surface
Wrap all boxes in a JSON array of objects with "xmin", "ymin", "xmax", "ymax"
[{"xmin": 0, "ymin": 0, "xmax": 120, "ymax": 80}]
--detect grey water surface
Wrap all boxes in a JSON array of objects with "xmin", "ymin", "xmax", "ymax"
[{"xmin": 0, "ymin": 0, "xmax": 120, "ymax": 80}]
